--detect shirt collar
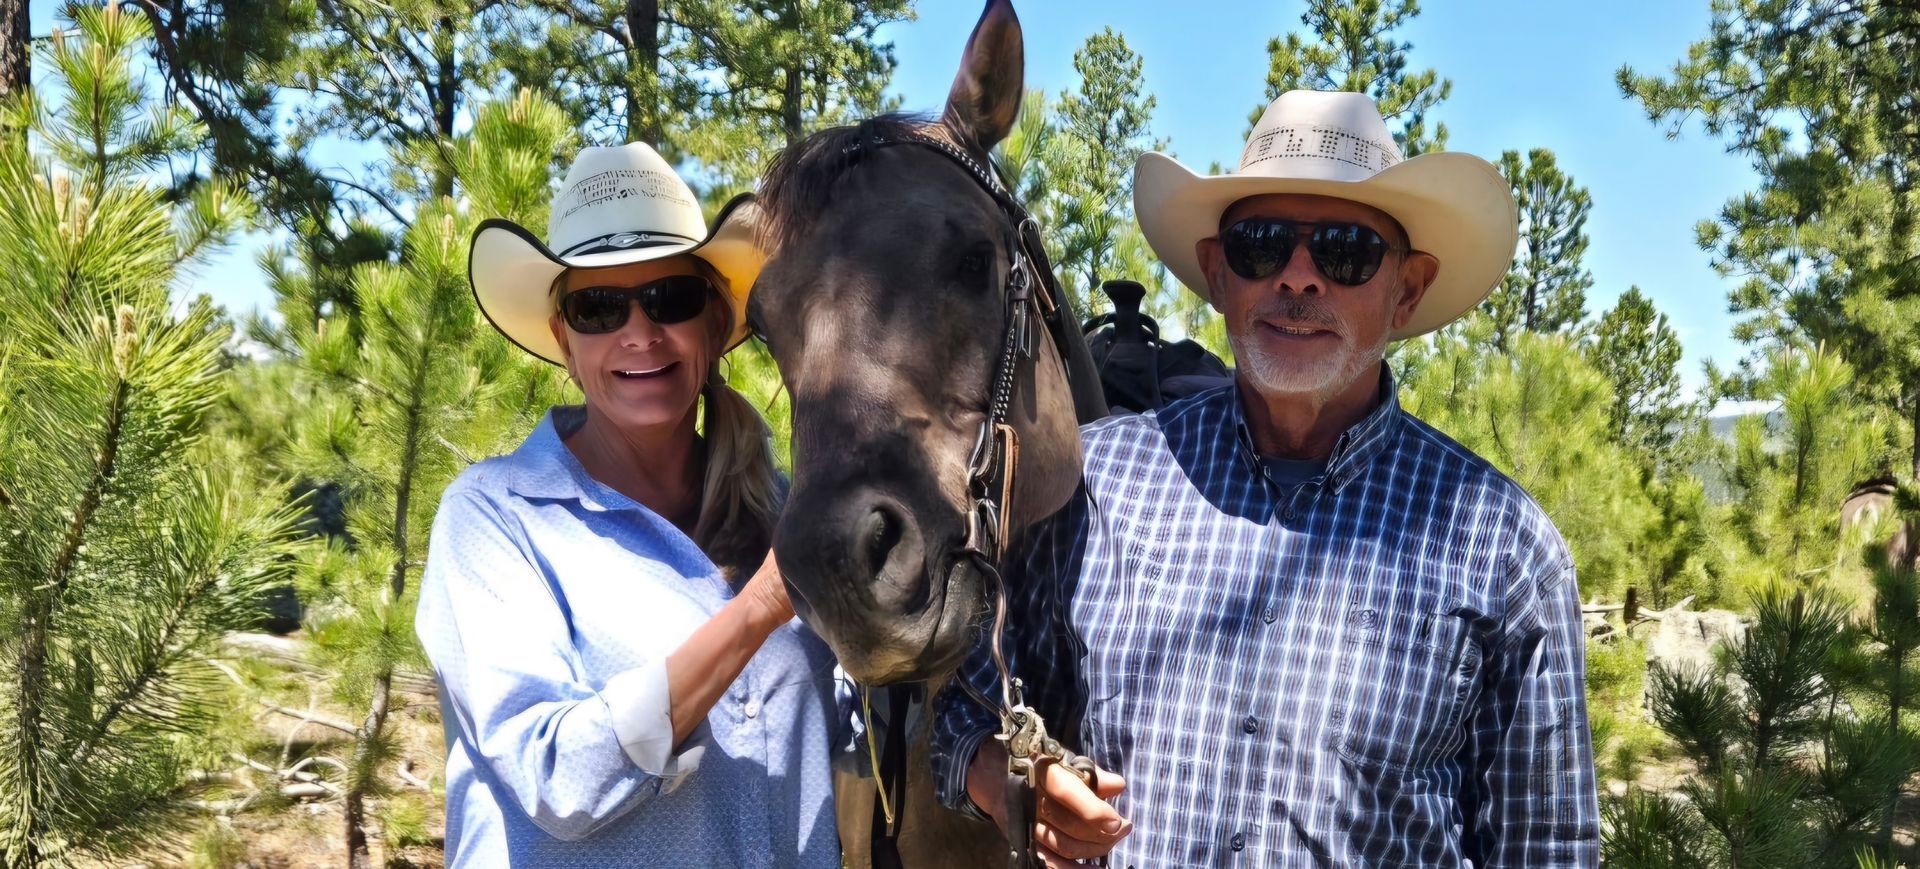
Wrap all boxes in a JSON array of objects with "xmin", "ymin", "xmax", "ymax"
[
  {"xmin": 505, "ymin": 405, "xmax": 626, "ymax": 512},
  {"xmin": 1223, "ymin": 364, "xmax": 1405, "ymax": 494}
]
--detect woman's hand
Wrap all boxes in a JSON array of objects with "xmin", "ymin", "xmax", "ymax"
[
  {"xmin": 663, "ymin": 549, "xmax": 798, "ymax": 745},
  {"xmin": 742, "ymin": 550, "xmax": 796, "ymax": 629}
]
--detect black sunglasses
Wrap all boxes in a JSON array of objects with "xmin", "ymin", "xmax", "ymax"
[
  {"xmin": 558, "ymin": 274, "xmax": 713, "ymax": 334},
  {"xmin": 1220, "ymin": 218, "xmax": 1408, "ymax": 286}
]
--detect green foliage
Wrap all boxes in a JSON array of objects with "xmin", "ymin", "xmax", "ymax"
[
  {"xmin": 669, "ymin": 0, "xmax": 913, "ymax": 192},
  {"xmin": 0, "ymin": 7, "xmax": 301, "ymax": 864},
  {"xmin": 1604, "ymin": 789, "xmax": 1712, "ymax": 868},
  {"xmin": 724, "ymin": 341, "xmax": 793, "ymax": 469},
  {"xmin": 1402, "ymin": 323, "xmax": 1663, "ymax": 601},
  {"xmin": 1721, "ymin": 346, "xmax": 1887, "ymax": 593},
  {"xmin": 1587, "ymin": 287, "xmax": 1691, "ymax": 470},
  {"xmin": 376, "ymin": 791, "xmax": 434, "ymax": 850},
  {"xmin": 1587, "ymin": 634, "xmax": 1661, "ymax": 782},
  {"xmin": 1620, "ymin": 0, "xmax": 1920, "ymax": 482},
  {"xmin": 1623, "ymin": 585, "xmax": 1920, "ymax": 867},
  {"xmin": 279, "ymin": 0, "xmax": 482, "ymax": 201},
  {"xmin": 478, "ymin": 1, "xmax": 675, "ymax": 146},
  {"xmin": 1037, "ymin": 29, "xmax": 1166, "ymax": 315},
  {"xmin": 1253, "ymin": 0, "xmax": 1450, "ymax": 155},
  {"xmin": 183, "ymin": 820, "xmax": 248, "ymax": 869},
  {"xmin": 1487, "ymin": 148, "xmax": 1591, "ymax": 349},
  {"xmin": 113, "ymin": 0, "xmax": 335, "ymax": 235},
  {"xmin": 256, "ymin": 92, "xmax": 576, "ymax": 864}
]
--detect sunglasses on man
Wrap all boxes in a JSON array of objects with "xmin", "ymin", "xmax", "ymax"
[
  {"xmin": 558, "ymin": 274, "xmax": 714, "ymax": 334},
  {"xmin": 1220, "ymin": 218, "xmax": 1411, "ymax": 286}
]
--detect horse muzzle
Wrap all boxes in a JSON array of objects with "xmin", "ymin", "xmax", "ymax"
[{"xmin": 774, "ymin": 485, "xmax": 984, "ymax": 684}]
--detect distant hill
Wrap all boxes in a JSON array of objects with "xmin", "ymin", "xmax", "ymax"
[
  {"xmin": 1709, "ymin": 409, "xmax": 1784, "ymax": 441},
  {"xmin": 1697, "ymin": 410, "xmax": 1783, "ymax": 503}
]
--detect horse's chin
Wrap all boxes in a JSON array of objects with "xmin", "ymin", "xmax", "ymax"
[{"xmin": 802, "ymin": 557, "xmax": 984, "ymax": 686}]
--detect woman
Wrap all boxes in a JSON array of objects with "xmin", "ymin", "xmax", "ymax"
[{"xmin": 417, "ymin": 143, "xmax": 841, "ymax": 867}]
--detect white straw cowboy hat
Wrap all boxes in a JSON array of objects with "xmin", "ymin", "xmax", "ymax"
[
  {"xmin": 1134, "ymin": 90, "xmax": 1517, "ymax": 339},
  {"xmin": 469, "ymin": 142, "xmax": 764, "ymax": 364}
]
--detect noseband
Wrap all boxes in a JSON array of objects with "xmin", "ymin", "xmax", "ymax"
[{"xmin": 839, "ymin": 128, "xmax": 1101, "ymax": 869}]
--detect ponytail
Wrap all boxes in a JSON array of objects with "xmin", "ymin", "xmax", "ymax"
[{"xmin": 693, "ymin": 365, "xmax": 783, "ymax": 582}]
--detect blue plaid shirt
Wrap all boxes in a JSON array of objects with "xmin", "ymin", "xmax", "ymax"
[{"xmin": 932, "ymin": 371, "xmax": 1600, "ymax": 867}]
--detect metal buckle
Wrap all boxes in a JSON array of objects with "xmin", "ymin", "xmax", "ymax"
[
  {"xmin": 966, "ymin": 421, "xmax": 996, "ymax": 489},
  {"xmin": 965, "ymin": 497, "xmax": 1001, "ymax": 559}
]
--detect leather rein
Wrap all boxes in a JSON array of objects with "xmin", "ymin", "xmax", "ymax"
[{"xmin": 838, "ymin": 128, "xmax": 1101, "ymax": 869}]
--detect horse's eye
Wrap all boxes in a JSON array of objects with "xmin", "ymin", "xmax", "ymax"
[{"xmin": 959, "ymin": 250, "xmax": 991, "ymax": 278}]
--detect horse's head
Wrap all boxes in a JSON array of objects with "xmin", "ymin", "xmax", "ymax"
[{"xmin": 750, "ymin": 0, "xmax": 1096, "ymax": 684}]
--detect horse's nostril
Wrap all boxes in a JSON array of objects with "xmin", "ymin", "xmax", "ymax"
[{"xmin": 861, "ymin": 505, "xmax": 905, "ymax": 576}]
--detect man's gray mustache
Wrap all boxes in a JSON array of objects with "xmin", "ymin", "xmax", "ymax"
[{"xmin": 1247, "ymin": 301, "xmax": 1341, "ymax": 329}]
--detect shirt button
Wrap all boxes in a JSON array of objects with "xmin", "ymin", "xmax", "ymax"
[
  {"xmin": 1242, "ymin": 715, "xmax": 1259, "ymax": 734},
  {"xmin": 1229, "ymin": 832, "xmax": 1245, "ymax": 851},
  {"xmin": 744, "ymin": 699, "xmax": 761, "ymax": 719}
]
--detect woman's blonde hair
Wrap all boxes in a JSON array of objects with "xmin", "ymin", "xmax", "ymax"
[{"xmin": 552, "ymin": 262, "xmax": 783, "ymax": 581}]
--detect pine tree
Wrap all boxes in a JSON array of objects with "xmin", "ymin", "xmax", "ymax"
[
  {"xmin": 0, "ymin": 7, "xmax": 299, "ymax": 864},
  {"xmin": 1834, "ymin": 503, "xmax": 1920, "ymax": 859},
  {"xmin": 1616, "ymin": 587, "xmax": 1866, "ymax": 868},
  {"xmin": 281, "ymin": 0, "xmax": 487, "ymax": 203},
  {"xmin": 119, "ymin": 0, "xmax": 339, "ymax": 236},
  {"xmin": 261, "ymin": 91, "xmax": 576, "ymax": 868},
  {"xmin": 1722, "ymin": 346, "xmax": 1888, "ymax": 591},
  {"xmin": 668, "ymin": 0, "xmax": 913, "ymax": 192},
  {"xmin": 1043, "ymin": 28, "xmax": 1165, "ymax": 315},
  {"xmin": 1487, "ymin": 148, "xmax": 1592, "ymax": 349},
  {"xmin": 1252, "ymin": 0, "xmax": 1450, "ymax": 155},
  {"xmin": 480, "ymin": 0, "xmax": 673, "ymax": 145},
  {"xmin": 0, "ymin": 0, "xmax": 26, "ymax": 108},
  {"xmin": 1620, "ymin": 0, "xmax": 1920, "ymax": 535},
  {"xmin": 1587, "ymin": 287, "xmax": 1689, "ymax": 468},
  {"xmin": 1402, "ymin": 323, "xmax": 1659, "ymax": 601}
]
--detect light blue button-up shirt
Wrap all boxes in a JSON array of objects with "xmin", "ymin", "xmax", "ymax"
[{"xmin": 417, "ymin": 407, "xmax": 844, "ymax": 867}]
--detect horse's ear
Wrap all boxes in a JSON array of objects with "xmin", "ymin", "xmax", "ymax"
[{"xmin": 942, "ymin": 0, "xmax": 1024, "ymax": 152}]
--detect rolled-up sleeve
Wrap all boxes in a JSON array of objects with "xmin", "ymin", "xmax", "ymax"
[
  {"xmin": 1462, "ymin": 549, "xmax": 1601, "ymax": 867},
  {"xmin": 416, "ymin": 489, "xmax": 708, "ymax": 842}
]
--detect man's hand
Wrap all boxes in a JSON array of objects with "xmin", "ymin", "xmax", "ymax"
[{"xmin": 966, "ymin": 741, "xmax": 1130, "ymax": 867}]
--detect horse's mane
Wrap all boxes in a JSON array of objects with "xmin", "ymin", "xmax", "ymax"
[{"xmin": 757, "ymin": 113, "xmax": 966, "ymax": 249}]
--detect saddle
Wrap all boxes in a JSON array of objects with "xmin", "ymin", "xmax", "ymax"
[{"xmin": 1082, "ymin": 280, "xmax": 1231, "ymax": 413}]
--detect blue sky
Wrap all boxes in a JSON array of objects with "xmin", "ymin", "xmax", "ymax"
[
  {"xmin": 879, "ymin": 1, "xmax": 1758, "ymax": 398},
  {"xmin": 35, "ymin": 0, "xmax": 1757, "ymax": 397}
]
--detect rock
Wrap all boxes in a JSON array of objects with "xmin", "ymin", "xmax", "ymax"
[{"xmin": 1642, "ymin": 607, "xmax": 1748, "ymax": 675}]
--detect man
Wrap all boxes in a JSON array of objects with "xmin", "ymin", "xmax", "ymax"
[{"xmin": 931, "ymin": 90, "xmax": 1601, "ymax": 867}]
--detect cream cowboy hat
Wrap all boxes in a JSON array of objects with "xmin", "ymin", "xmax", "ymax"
[
  {"xmin": 469, "ymin": 142, "xmax": 764, "ymax": 365},
  {"xmin": 1134, "ymin": 90, "xmax": 1517, "ymax": 339}
]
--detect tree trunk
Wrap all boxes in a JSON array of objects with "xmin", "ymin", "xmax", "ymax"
[
  {"xmin": 783, "ymin": 62, "xmax": 804, "ymax": 146},
  {"xmin": 343, "ymin": 670, "xmax": 393, "ymax": 869},
  {"xmin": 624, "ymin": 0, "xmax": 660, "ymax": 144},
  {"xmin": 431, "ymin": 15, "xmax": 457, "ymax": 200},
  {"xmin": 1884, "ymin": 654, "xmax": 1903, "ymax": 855},
  {"xmin": 0, "ymin": 0, "xmax": 26, "ymax": 103},
  {"xmin": 344, "ymin": 363, "xmax": 428, "ymax": 868},
  {"xmin": 1, "ymin": 0, "xmax": 27, "ymax": 148},
  {"xmin": 1909, "ymin": 396, "xmax": 1919, "ymax": 573}
]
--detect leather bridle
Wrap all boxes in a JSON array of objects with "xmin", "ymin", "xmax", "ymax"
[{"xmin": 834, "ymin": 127, "xmax": 1102, "ymax": 869}]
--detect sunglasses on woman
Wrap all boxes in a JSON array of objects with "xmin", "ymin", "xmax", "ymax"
[
  {"xmin": 1220, "ymin": 218, "xmax": 1408, "ymax": 286},
  {"xmin": 558, "ymin": 274, "xmax": 713, "ymax": 334}
]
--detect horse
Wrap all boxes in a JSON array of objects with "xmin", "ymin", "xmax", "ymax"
[
  {"xmin": 746, "ymin": 2, "xmax": 1106, "ymax": 864},
  {"xmin": 1843, "ymin": 475, "xmax": 1916, "ymax": 572}
]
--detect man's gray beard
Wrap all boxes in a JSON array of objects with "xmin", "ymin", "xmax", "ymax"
[{"xmin": 1231, "ymin": 327, "xmax": 1387, "ymax": 402}]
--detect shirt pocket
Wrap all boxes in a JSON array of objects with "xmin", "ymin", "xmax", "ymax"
[{"xmin": 1331, "ymin": 605, "xmax": 1483, "ymax": 773}]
